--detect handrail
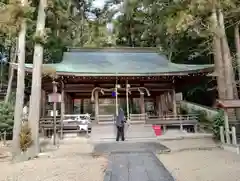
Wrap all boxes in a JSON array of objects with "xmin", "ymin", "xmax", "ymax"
[
  {"xmin": 97, "ymin": 114, "xmax": 115, "ymax": 122},
  {"xmin": 63, "ymin": 114, "xmax": 91, "ymax": 118},
  {"xmin": 181, "ymin": 100, "xmax": 218, "ymax": 112},
  {"xmin": 40, "ymin": 118, "xmax": 61, "ymax": 122},
  {"xmin": 98, "ymin": 114, "xmax": 114, "ymax": 117},
  {"xmin": 149, "ymin": 114, "xmax": 197, "ymax": 118}
]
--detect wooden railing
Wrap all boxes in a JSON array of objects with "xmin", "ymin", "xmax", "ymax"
[
  {"xmin": 149, "ymin": 114, "xmax": 198, "ymax": 120},
  {"xmin": 130, "ymin": 113, "xmax": 147, "ymax": 123},
  {"xmin": 97, "ymin": 114, "xmax": 115, "ymax": 124},
  {"xmin": 39, "ymin": 114, "xmax": 199, "ymax": 133},
  {"xmin": 39, "ymin": 115, "xmax": 92, "ymax": 138},
  {"xmin": 39, "ymin": 114, "xmax": 91, "ymax": 130},
  {"xmin": 146, "ymin": 114, "xmax": 198, "ymax": 132},
  {"xmin": 39, "ymin": 117, "xmax": 61, "ymax": 128}
]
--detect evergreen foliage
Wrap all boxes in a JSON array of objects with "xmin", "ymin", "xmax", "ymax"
[
  {"xmin": 0, "ymin": 0, "xmax": 240, "ymax": 106},
  {"xmin": 212, "ymin": 110, "xmax": 224, "ymax": 139},
  {"xmin": 0, "ymin": 93, "xmax": 15, "ymax": 132}
]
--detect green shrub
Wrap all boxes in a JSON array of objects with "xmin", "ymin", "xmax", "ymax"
[
  {"xmin": 0, "ymin": 101, "xmax": 14, "ymax": 132},
  {"xmin": 212, "ymin": 110, "xmax": 224, "ymax": 139}
]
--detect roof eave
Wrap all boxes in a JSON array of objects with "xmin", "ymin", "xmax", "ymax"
[
  {"xmin": 67, "ymin": 47, "xmax": 159, "ymax": 53},
  {"xmin": 12, "ymin": 63, "xmax": 214, "ymax": 77}
]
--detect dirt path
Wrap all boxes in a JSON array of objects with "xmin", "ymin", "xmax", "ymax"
[{"xmin": 0, "ymin": 142, "xmax": 107, "ymax": 181}]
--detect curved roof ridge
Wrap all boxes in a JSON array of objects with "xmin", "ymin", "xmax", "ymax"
[{"xmin": 67, "ymin": 47, "xmax": 159, "ymax": 53}]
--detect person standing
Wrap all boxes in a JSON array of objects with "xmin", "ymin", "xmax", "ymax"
[{"xmin": 116, "ymin": 108, "xmax": 126, "ymax": 141}]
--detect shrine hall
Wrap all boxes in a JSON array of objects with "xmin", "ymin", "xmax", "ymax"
[{"xmin": 21, "ymin": 47, "xmax": 214, "ymax": 123}]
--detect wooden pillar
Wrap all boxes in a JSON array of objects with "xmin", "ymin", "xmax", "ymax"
[
  {"xmin": 65, "ymin": 93, "xmax": 71, "ymax": 114},
  {"xmin": 68, "ymin": 94, "xmax": 73, "ymax": 114},
  {"xmin": 52, "ymin": 81, "xmax": 57, "ymax": 145},
  {"xmin": 172, "ymin": 89, "xmax": 177, "ymax": 116},
  {"xmin": 160, "ymin": 94, "xmax": 166, "ymax": 116},
  {"xmin": 41, "ymin": 89, "xmax": 46, "ymax": 117},
  {"xmin": 80, "ymin": 99, "xmax": 84, "ymax": 114},
  {"xmin": 168, "ymin": 92, "xmax": 172, "ymax": 107},
  {"xmin": 64, "ymin": 92, "xmax": 68, "ymax": 114},
  {"xmin": 140, "ymin": 93, "xmax": 145, "ymax": 114},
  {"xmin": 164, "ymin": 92, "xmax": 170, "ymax": 111},
  {"xmin": 60, "ymin": 83, "xmax": 65, "ymax": 139},
  {"xmin": 130, "ymin": 97, "xmax": 133, "ymax": 114},
  {"xmin": 224, "ymin": 109, "xmax": 231, "ymax": 144},
  {"xmin": 156, "ymin": 96, "xmax": 162, "ymax": 116},
  {"xmin": 60, "ymin": 86, "xmax": 65, "ymax": 115},
  {"xmin": 65, "ymin": 93, "xmax": 68, "ymax": 114},
  {"xmin": 95, "ymin": 91, "xmax": 99, "ymax": 122}
]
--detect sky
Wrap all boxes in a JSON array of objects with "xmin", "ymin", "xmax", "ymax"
[
  {"xmin": 92, "ymin": 0, "xmax": 106, "ymax": 8},
  {"xmin": 92, "ymin": 0, "xmax": 122, "ymax": 20}
]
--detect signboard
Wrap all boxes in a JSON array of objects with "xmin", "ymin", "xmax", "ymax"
[
  {"xmin": 48, "ymin": 93, "xmax": 62, "ymax": 103},
  {"xmin": 176, "ymin": 93, "xmax": 183, "ymax": 102}
]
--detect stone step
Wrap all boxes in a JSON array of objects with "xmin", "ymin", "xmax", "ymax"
[{"xmin": 90, "ymin": 124, "xmax": 156, "ymax": 142}]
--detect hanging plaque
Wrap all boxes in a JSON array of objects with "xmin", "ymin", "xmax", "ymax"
[{"xmin": 48, "ymin": 93, "xmax": 61, "ymax": 103}]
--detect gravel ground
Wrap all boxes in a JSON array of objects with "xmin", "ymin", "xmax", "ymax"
[
  {"xmin": 159, "ymin": 138, "xmax": 219, "ymax": 152},
  {"xmin": 0, "ymin": 142, "xmax": 107, "ymax": 181},
  {"xmin": 158, "ymin": 149, "xmax": 240, "ymax": 181}
]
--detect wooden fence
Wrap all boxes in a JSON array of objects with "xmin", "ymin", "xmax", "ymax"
[{"xmin": 0, "ymin": 131, "xmax": 10, "ymax": 146}]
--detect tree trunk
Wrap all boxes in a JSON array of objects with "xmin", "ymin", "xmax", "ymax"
[
  {"xmin": 235, "ymin": 24, "xmax": 240, "ymax": 82},
  {"xmin": 234, "ymin": 23, "xmax": 240, "ymax": 119},
  {"xmin": 218, "ymin": 9, "xmax": 234, "ymax": 100},
  {"xmin": 218, "ymin": 9, "xmax": 240, "ymax": 119},
  {"xmin": 80, "ymin": 4, "xmax": 85, "ymax": 46},
  {"xmin": 211, "ymin": 7, "xmax": 226, "ymax": 99},
  {"xmin": 27, "ymin": 0, "xmax": 47, "ymax": 158},
  {"xmin": 12, "ymin": 1, "xmax": 27, "ymax": 160},
  {"xmin": 5, "ymin": 39, "xmax": 18, "ymax": 103}
]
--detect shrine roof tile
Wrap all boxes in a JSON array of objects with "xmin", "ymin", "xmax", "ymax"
[{"xmin": 24, "ymin": 48, "xmax": 214, "ymax": 76}]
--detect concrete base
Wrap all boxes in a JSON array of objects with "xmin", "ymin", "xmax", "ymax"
[
  {"xmin": 221, "ymin": 144, "xmax": 240, "ymax": 154},
  {"xmin": 63, "ymin": 133, "xmax": 78, "ymax": 138},
  {"xmin": 90, "ymin": 124, "xmax": 156, "ymax": 142},
  {"xmin": 59, "ymin": 137, "xmax": 89, "ymax": 144},
  {"xmin": 158, "ymin": 129, "xmax": 213, "ymax": 141}
]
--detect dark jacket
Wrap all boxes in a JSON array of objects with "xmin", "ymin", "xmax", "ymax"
[{"xmin": 116, "ymin": 108, "xmax": 125, "ymax": 127}]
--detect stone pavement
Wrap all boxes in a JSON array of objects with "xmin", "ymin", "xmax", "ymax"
[
  {"xmin": 93, "ymin": 142, "xmax": 173, "ymax": 181},
  {"xmin": 107, "ymin": 152, "xmax": 174, "ymax": 181}
]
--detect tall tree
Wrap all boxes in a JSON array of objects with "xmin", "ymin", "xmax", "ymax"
[
  {"xmin": 12, "ymin": 0, "xmax": 27, "ymax": 160},
  {"xmin": 27, "ymin": 0, "xmax": 47, "ymax": 158},
  {"xmin": 211, "ymin": 4, "xmax": 226, "ymax": 99},
  {"xmin": 5, "ymin": 38, "xmax": 18, "ymax": 103}
]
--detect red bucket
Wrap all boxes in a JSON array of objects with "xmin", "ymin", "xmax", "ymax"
[{"xmin": 152, "ymin": 125, "xmax": 162, "ymax": 136}]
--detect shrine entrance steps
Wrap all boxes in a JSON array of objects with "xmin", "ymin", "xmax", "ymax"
[{"xmin": 90, "ymin": 124, "xmax": 156, "ymax": 142}]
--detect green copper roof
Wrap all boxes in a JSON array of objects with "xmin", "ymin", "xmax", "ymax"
[{"xmin": 25, "ymin": 48, "xmax": 214, "ymax": 76}]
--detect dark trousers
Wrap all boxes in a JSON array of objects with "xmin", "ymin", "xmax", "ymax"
[{"xmin": 116, "ymin": 126, "xmax": 125, "ymax": 141}]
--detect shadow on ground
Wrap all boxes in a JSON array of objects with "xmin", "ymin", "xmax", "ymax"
[
  {"xmin": 93, "ymin": 142, "xmax": 170, "ymax": 154},
  {"xmin": 94, "ymin": 142, "xmax": 174, "ymax": 181},
  {"xmin": 107, "ymin": 152, "xmax": 174, "ymax": 181}
]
